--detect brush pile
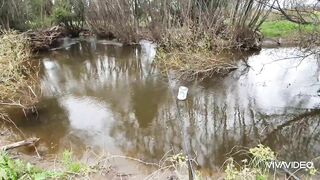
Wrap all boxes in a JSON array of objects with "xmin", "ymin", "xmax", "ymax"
[{"xmin": 24, "ymin": 25, "xmax": 66, "ymax": 51}]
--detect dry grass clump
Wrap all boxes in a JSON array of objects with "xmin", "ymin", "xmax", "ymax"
[
  {"xmin": 157, "ymin": 48, "xmax": 238, "ymax": 80},
  {"xmin": 159, "ymin": 26, "xmax": 261, "ymax": 53},
  {"xmin": 156, "ymin": 28, "xmax": 238, "ymax": 80},
  {"xmin": 156, "ymin": 25, "xmax": 261, "ymax": 80},
  {"xmin": 0, "ymin": 31, "xmax": 40, "ymax": 118},
  {"xmin": 160, "ymin": 27, "xmax": 213, "ymax": 53}
]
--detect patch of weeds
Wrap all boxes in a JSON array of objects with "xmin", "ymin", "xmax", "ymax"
[
  {"xmin": 169, "ymin": 153, "xmax": 187, "ymax": 165},
  {"xmin": 225, "ymin": 158, "xmax": 264, "ymax": 180},
  {"xmin": 62, "ymin": 150, "xmax": 89, "ymax": 174},
  {"xmin": 167, "ymin": 153, "xmax": 203, "ymax": 180},
  {"xmin": 156, "ymin": 48, "xmax": 237, "ymax": 81},
  {"xmin": 155, "ymin": 27, "xmax": 242, "ymax": 81},
  {"xmin": 0, "ymin": 150, "xmax": 92, "ymax": 180},
  {"xmin": 224, "ymin": 144, "xmax": 275, "ymax": 180},
  {"xmin": 260, "ymin": 20, "xmax": 317, "ymax": 38},
  {"xmin": 0, "ymin": 151, "xmax": 61, "ymax": 180},
  {"xmin": 249, "ymin": 144, "xmax": 275, "ymax": 162},
  {"xmin": 28, "ymin": 17, "xmax": 53, "ymax": 30},
  {"xmin": 249, "ymin": 144, "xmax": 275, "ymax": 176},
  {"xmin": 224, "ymin": 144, "xmax": 318, "ymax": 180}
]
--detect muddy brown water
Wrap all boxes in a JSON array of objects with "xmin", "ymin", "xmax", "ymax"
[{"xmin": 6, "ymin": 38, "xmax": 320, "ymax": 176}]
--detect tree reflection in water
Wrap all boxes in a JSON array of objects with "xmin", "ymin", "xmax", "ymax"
[{"xmin": 9, "ymin": 40, "xmax": 320, "ymax": 172}]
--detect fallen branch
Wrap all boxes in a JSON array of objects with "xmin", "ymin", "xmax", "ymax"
[{"xmin": 1, "ymin": 138, "xmax": 40, "ymax": 151}]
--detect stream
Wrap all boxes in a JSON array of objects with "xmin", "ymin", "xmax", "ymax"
[{"xmin": 7, "ymin": 38, "xmax": 320, "ymax": 176}]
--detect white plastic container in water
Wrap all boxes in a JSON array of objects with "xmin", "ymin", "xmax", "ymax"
[{"xmin": 177, "ymin": 86, "xmax": 189, "ymax": 101}]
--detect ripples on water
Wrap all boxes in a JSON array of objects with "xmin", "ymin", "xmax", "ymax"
[{"xmin": 10, "ymin": 38, "xmax": 320, "ymax": 173}]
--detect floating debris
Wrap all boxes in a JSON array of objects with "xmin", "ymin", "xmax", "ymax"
[{"xmin": 177, "ymin": 86, "xmax": 188, "ymax": 101}]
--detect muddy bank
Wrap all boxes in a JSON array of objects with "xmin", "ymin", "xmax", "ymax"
[
  {"xmin": 262, "ymin": 37, "xmax": 300, "ymax": 48},
  {"xmin": 0, "ymin": 127, "xmax": 161, "ymax": 180},
  {"xmin": 0, "ymin": 124, "xmax": 195, "ymax": 180},
  {"xmin": 24, "ymin": 25, "xmax": 300, "ymax": 51}
]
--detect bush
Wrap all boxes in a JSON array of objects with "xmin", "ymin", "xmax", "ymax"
[{"xmin": 51, "ymin": 0, "xmax": 85, "ymax": 37}]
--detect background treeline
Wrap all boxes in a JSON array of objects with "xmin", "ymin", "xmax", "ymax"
[
  {"xmin": 0, "ymin": 0, "xmax": 274, "ymax": 45},
  {"xmin": 0, "ymin": 0, "xmax": 84, "ymax": 34},
  {"xmin": 1, "ymin": 0, "xmax": 319, "ymax": 50},
  {"xmin": 86, "ymin": 0, "xmax": 272, "ymax": 47}
]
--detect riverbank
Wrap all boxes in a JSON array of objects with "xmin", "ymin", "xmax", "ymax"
[
  {"xmin": 0, "ymin": 126, "xmax": 201, "ymax": 179},
  {"xmin": 0, "ymin": 125, "xmax": 145, "ymax": 179},
  {"xmin": 2, "ymin": 125, "xmax": 317, "ymax": 179},
  {"xmin": 0, "ymin": 127, "xmax": 122, "ymax": 179},
  {"xmin": 260, "ymin": 19, "xmax": 318, "ymax": 48}
]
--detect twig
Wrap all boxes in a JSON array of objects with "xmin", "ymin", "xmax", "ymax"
[
  {"xmin": 104, "ymin": 155, "xmax": 160, "ymax": 168},
  {"xmin": 1, "ymin": 137, "xmax": 40, "ymax": 151}
]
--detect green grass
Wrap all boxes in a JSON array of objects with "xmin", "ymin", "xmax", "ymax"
[
  {"xmin": 0, "ymin": 150, "xmax": 90, "ymax": 180},
  {"xmin": 260, "ymin": 20, "xmax": 316, "ymax": 38},
  {"xmin": 62, "ymin": 150, "xmax": 89, "ymax": 174},
  {"xmin": 28, "ymin": 17, "xmax": 53, "ymax": 30},
  {"xmin": 0, "ymin": 151, "xmax": 62, "ymax": 180}
]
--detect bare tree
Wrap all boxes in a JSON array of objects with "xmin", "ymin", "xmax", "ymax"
[{"xmin": 259, "ymin": 0, "xmax": 320, "ymax": 25}]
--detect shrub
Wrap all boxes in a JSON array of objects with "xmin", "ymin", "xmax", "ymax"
[{"xmin": 51, "ymin": 0, "xmax": 85, "ymax": 37}]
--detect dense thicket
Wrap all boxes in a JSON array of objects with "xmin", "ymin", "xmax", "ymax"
[
  {"xmin": 0, "ymin": 0, "xmax": 273, "ymax": 45},
  {"xmin": 0, "ymin": 0, "xmax": 85, "ymax": 34},
  {"xmin": 86, "ymin": 0, "xmax": 273, "ymax": 47}
]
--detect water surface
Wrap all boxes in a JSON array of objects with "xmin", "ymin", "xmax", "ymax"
[{"xmin": 9, "ymin": 39, "xmax": 320, "ymax": 175}]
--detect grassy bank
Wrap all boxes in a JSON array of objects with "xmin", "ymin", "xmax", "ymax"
[
  {"xmin": 1, "ymin": 143, "xmax": 317, "ymax": 179},
  {"xmin": 260, "ymin": 20, "xmax": 317, "ymax": 39},
  {"xmin": 0, "ymin": 146, "xmax": 203, "ymax": 179},
  {"xmin": 0, "ymin": 150, "xmax": 90, "ymax": 179}
]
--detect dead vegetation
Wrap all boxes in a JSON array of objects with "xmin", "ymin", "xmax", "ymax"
[
  {"xmin": 0, "ymin": 30, "xmax": 40, "ymax": 119},
  {"xmin": 86, "ymin": 0, "xmax": 272, "ymax": 79},
  {"xmin": 157, "ymin": 48, "xmax": 238, "ymax": 80},
  {"xmin": 86, "ymin": 0, "xmax": 271, "ymax": 46},
  {"xmin": 24, "ymin": 25, "xmax": 66, "ymax": 51}
]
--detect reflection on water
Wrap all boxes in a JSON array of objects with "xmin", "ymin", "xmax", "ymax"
[{"xmin": 10, "ymin": 39, "xmax": 320, "ymax": 173}]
